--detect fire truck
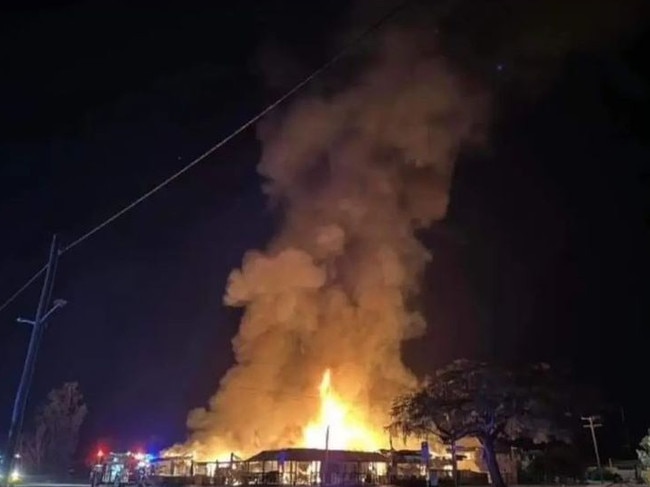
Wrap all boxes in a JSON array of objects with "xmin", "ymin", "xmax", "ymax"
[{"xmin": 90, "ymin": 451, "xmax": 152, "ymax": 487}]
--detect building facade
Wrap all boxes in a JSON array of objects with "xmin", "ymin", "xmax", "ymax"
[{"xmin": 151, "ymin": 441, "xmax": 518, "ymax": 486}]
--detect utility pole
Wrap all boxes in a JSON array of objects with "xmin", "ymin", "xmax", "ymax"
[
  {"xmin": 2, "ymin": 235, "xmax": 66, "ymax": 487},
  {"xmin": 620, "ymin": 406, "xmax": 632, "ymax": 455},
  {"xmin": 322, "ymin": 425, "xmax": 330, "ymax": 487},
  {"xmin": 582, "ymin": 415, "xmax": 603, "ymax": 483}
]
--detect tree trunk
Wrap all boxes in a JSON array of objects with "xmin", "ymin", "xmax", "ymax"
[{"xmin": 481, "ymin": 437, "xmax": 506, "ymax": 487}]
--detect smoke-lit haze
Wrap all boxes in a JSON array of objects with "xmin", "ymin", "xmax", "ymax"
[{"xmin": 179, "ymin": 24, "xmax": 485, "ymax": 458}]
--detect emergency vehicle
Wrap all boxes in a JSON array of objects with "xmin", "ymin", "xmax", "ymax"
[{"xmin": 90, "ymin": 451, "xmax": 152, "ymax": 487}]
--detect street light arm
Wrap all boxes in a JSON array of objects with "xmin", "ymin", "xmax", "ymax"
[{"xmin": 41, "ymin": 299, "xmax": 67, "ymax": 323}]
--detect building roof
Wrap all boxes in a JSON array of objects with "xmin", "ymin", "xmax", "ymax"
[
  {"xmin": 457, "ymin": 437, "xmax": 481, "ymax": 448},
  {"xmin": 246, "ymin": 448, "xmax": 387, "ymax": 464}
]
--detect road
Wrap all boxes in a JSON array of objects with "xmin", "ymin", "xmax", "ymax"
[{"xmin": 22, "ymin": 483, "xmax": 87, "ymax": 487}]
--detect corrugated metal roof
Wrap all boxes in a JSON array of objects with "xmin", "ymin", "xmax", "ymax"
[{"xmin": 246, "ymin": 448, "xmax": 387, "ymax": 464}]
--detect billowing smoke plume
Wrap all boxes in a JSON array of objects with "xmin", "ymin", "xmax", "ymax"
[{"xmin": 183, "ymin": 26, "xmax": 484, "ymax": 458}]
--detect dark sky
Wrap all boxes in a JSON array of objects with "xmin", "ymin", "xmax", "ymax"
[{"xmin": 1, "ymin": 0, "xmax": 649, "ymax": 461}]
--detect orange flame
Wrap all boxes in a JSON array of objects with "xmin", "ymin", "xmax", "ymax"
[
  {"xmin": 302, "ymin": 369, "xmax": 384, "ymax": 451},
  {"xmin": 166, "ymin": 369, "xmax": 388, "ymax": 461}
]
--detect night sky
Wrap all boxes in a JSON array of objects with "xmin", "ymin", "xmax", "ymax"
[{"xmin": 1, "ymin": 0, "xmax": 649, "ymax": 462}]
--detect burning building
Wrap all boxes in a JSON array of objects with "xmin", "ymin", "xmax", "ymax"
[
  {"xmin": 152, "ymin": 442, "xmax": 493, "ymax": 487},
  {"xmin": 245, "ymin": 448, "xmax": 388, "ymax": 486},
  {"xmin": 166, "ymin": 14, "xmax": 485, "ymax": 464},
  {"xmin": 154, "ymin": 449, "xmax": 387, "ymax": 486}
]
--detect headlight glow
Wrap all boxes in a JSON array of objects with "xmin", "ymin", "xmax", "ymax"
[{"xmin": 10, "ymin": 469, "xmax": 20, "ymax": 482}]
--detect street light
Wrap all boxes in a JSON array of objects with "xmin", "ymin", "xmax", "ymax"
[
  {"xmin": 16, "ymin": 299, "xmax": 67, "ymax": 326},
  {"xmin": 2, "ymin": 236, "xmax": 65, "ymax": 487}
]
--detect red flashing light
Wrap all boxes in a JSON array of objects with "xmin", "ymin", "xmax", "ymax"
[{"xmin": 97, "ymin": 449, "xmax": 104, "ymax": 458}]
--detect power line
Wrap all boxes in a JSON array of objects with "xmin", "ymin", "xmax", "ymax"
[
  {"xmin": 59, "ymin": 0, "xmax": 410, "ymax": 254},
  {"xmin": 0, "ymin": 0, "xmax": 412, "ymax": 315},
  {"xmin": 0, "ymin": 266, "xmax": 46, "ymax": 314}
]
